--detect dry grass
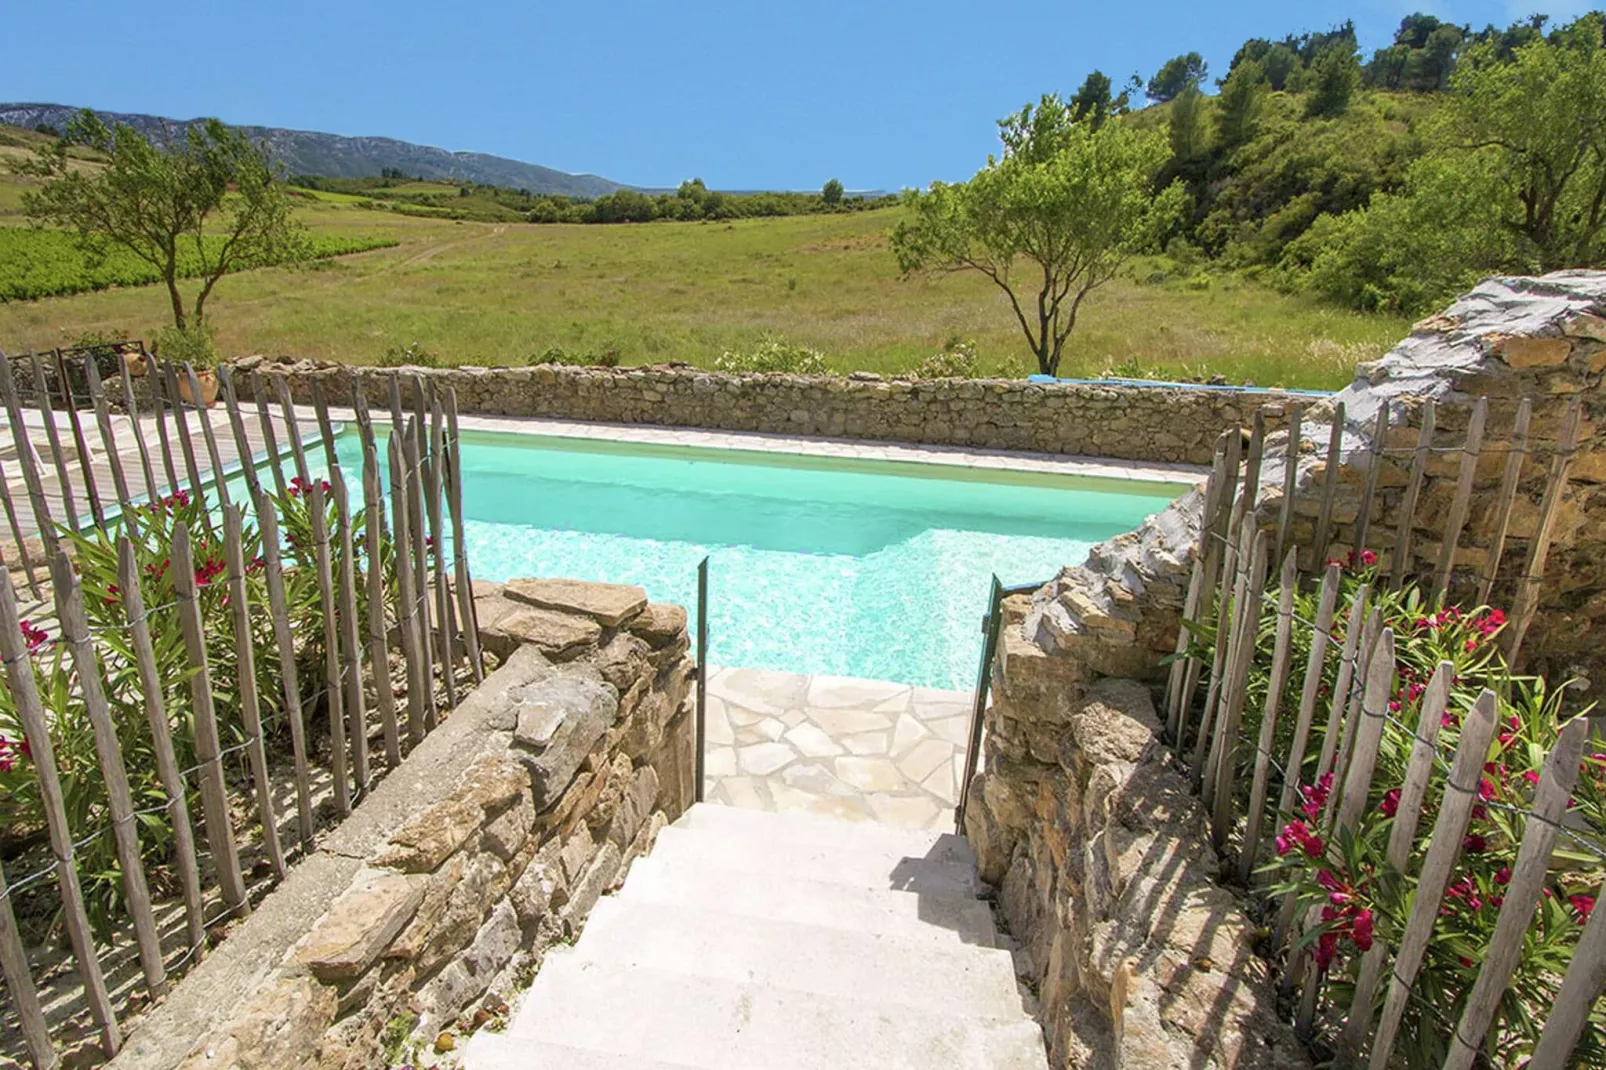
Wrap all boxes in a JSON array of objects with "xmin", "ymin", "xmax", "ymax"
[{"xmin": 0, "ymin": 197, "xmax": 1410, "ymax": 388}]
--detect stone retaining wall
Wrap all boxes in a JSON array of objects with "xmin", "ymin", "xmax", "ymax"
[
  {"xmin": 233, "ymin": 356, "xmax": 1270, "ymax": 466},
  {"xmin": 109, "ymin": 578, "xmax": 695, "ymax": 1070}
]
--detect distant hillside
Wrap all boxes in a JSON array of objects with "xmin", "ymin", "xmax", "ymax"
[{"xmin": 0, "ymin": 103, "xmax": 628, "ymax": 199}]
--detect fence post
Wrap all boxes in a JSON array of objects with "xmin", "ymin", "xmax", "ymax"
[
  {"xmin": 1506, "ymin": 398, "xmax": 1582, "ymax": 663},
  {"xmin": 163, "ymin": 362, "xmax": 208, "ymax": 507},
  {"xmin": 118, "ymin": 347, "xmax": 161, "ymax": 499},
  {"xmin": 217, "ymin": 366, "xmax": 263, "ymax": 506},
  {"xmin": 0, "ymin": 458, "xmax": 41, "ymax": 596},
  {"xmin": 399, "ymin": 419, "xmax": 437, "ymax": 728},
  {"xmin": 116, "ymin": 537, "xmax": 208, "ymax": 951},
  {"xmin": 84, "ymin": 355, "xmax": 133, "ymax": 508},
  {"xmin": 1366, "ymin": 690, "xmax": 1500, "ymax": 1070},
  {"xmin": 1351, "ymin": 406, "xmax": 1388, "ymax": 557},
  {"xmin": 0, "ymin": 852, "xmax": 55, "ymax": 1068},
  {"xmin": 0, "ymin": 568, "xmax": 121, "ymax": 1054},
  {"xmin": 1479, "ymin": 397, "xmax": 1531, "ymax": 606},
  {"xmin": 223, "ymin": 505, "xmax": 286, "ymax": 875},
  {"xmin": 0, "ymin": 356, "xmax": 62, "ymax": 559},
  {"xmin": 1274, "ymin": 404, "xmax": 1302, "ymax": 571},
  {"xmin": 250, "ymin": 371, "xmax": 290, "ymax": 499},
  {"xmin": 1443, "ymin": 717, "xmax": 1590, "ymax": 1070},
  {"xmin": 184, "ymin": 363, "xmax": 231, "ymax": 510},
  {"xmin": 1210, "ymin": 531, "xmax": 1270, "ymax": 848},
  {"xmin": 390, "ymin": 430, "xmax": 428, "ymax": 745},
  {"xmin": 1312, "ymin": 401, "xmax": 1346, "ymax": 566},
  {"xmin": 1432, "ymin": 396, "xmax": 1487, "ymax": 603},
  {"xmin": 696, "ymin": 555, "xmax": 710, "ymax": 805},
  {"xmin": 444, "ymin": 388, "xmax": 485, "ymax": 683},
  {"xmin": 1529, "ymin": 870, "xmax": 1606, "ymax": 1068},
  {"xmin": 331, "ymin": 476, "xmax": 371, "ymax": 790},
  {"xmin": 1240, "ymin": 547, "xmax": 1298, "ymax": 883},
  {"xmin": 29, "ymin": 352, "xmax": 82, "ymax": 532},
  {"xmin": 48, "ymin": 551, "xmax": 168, "ymax": 998},
  {"xmin": 358, "ymin": 424, "xmax": 401, "ymax": 766},
  {"xmin": 1390, "ymin": 399, "xmax": 1435, "ymax": 588},
  {"xmin": 256, "ymin": 497, "xmax": 317, "ymax": 845},
  {"xmin": 272, "ymin": 374, "xmax": 313, "ymax": 488},
  {"xmin": 308, "ymin": 482, "xmax": 351, "ymax": 817}
]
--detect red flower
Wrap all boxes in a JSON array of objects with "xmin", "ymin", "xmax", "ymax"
[
  {"xmin": 1380, "ymin": 788, "xmax": 1401, "ymax": 818},
  {"xmin": 1351, "ymin": 909, "xmax": 1375, "ymax": 951},
  {"xmin": 1276, "ymin": 820, "xmax": 1325, "ymax": 859},
  {"xmin": 1494, "ymin": 865, "xmax": 1511, "ymax": 886},
  {"xmin": 1463, "ymin": 834, "xmax": 1487, "ymax": 854},
  {"xmin": 19, "ymin": 619, "xmax": 48, "ymax": 653},
  {"xmin": 0, "ymin": 734, "xmax": 26, "ymax": 774},
  {"xmin": 1315, "ymin": 931, "xmax": 1339, "ymax": 972},
  {"xmin": 1522, "ymin": 770, "xmax": 1541, "ymax": 787},
  {"xmin": 1360, "ymin": 550, "xmax": 1378, "ymax": 567},
  {"xmin": 1570, "ymin": 895, "xmax": 1595, "ymax": 922}
]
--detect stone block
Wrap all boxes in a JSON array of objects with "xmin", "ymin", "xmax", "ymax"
[
  {"xmin": 505, "ymin": 577, "xmax": 648, "ymax": 627},
  {"xmin": 509, "ymin": 667, "xmax": 618, "ymax": 807},
  {"xmin": 414, "ymin": 900, "xmax": 523, "ymax": 1035},
  {"xmin": 511, "ymin": 837, "xmax": 566, "ymax": 926},
  {"xmin": 560, "ymin": 841, "xmax": 623, "ymax": 928},
  {"xmin": 482, "ymin": 799, "xmax": 535, "ymax": 862},
  {"xmin": 1493, "ymin": 334, "xmax": 1573, "ymax": 369},
  {"xmin": 372, "ymin": 795, "xmax": 482, "ymax": 873},
  {"xmin": 629, "ymin": 602, "xmax": 688, "ymax": 645},
  {"xmin": 293, "ymin": 870, "xmax": 426, "ymax": 981},
  {"xmin": 1065, "ymin": 679, "xmax": 1161, "ymax": 769},
  {"xmin": 484, "ymin": 606, "xmax": 603, "ymax": 660},
  {"xmin": 413, "ymin": 851, "xmax": 509, "ymax": 979},
  {"xmin": 387, "ymin": 854, "xmax": 465, "ymax": 962},
  {"xmin": 595, "ymin": 631, "xmax": 652, "ymax": 692},
  {"xmin": 175, "ymin": 975, "xmax": 336, "ymax": 1070}
]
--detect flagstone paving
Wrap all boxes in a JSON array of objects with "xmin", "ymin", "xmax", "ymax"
[{"xmin": 702, "ymin": 667, "xmax": 976, "ymax": 831}]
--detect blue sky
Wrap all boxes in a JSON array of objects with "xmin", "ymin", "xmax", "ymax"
[{"xmin": 1, "ymin": 1, "xmax": 1596, "ymax": 191}]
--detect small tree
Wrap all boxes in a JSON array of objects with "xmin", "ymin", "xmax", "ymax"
[
  {"xmin": 892, "ymin": 95, "xmax": 1183, "ymax": 377},
  {"xmin": 1305, "ymin": 42, "xmax": 1361, "ymax": 117},
  {"xmin": 1070, "ymin": 70, "xmax": 1114, "ymax": 128},
  {"xmin": 1147, "ymin": 52, "xmax": 1209, "ymax": 102},
  {"xmin": 1215, "ymin": 59, "xmax": 1269, "ymax": 149},
  {"xmin": 822, "ymin": 178, "xmax": 845, "ymax": 205},
  {"xmin": 19, "ymin": 109, "xmax": 307, "ymax": 335}
]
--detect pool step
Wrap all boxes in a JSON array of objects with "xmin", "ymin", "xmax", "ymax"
[{"xmin": 463, "ymin": 802, "xmax": 1047, "ymax": 1070}]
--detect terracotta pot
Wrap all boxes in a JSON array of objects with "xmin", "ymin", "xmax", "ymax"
[
  {"xmin": 121, "ymin": 348, "xmax": 150, "ymax": 377},
  {"xmin": 177, "ymin": 369, "xmax": 220, "ymax": 408}
]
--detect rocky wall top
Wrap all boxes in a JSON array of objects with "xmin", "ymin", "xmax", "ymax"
[{"xmin": 236, "ymin": 356, "xmax": 1278, "ymax": 466}]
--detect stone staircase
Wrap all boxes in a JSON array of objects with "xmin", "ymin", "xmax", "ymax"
[{"xmin": 462, "ymin": 802, "xmax": 1048, "ymax": 1069}]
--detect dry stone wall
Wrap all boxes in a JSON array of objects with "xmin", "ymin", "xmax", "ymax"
[
  {"xmin": 234, "ymin": 356, "xmax": 1269, "ymax": 466},
  {"xmin": 108, "ymin": 579, "xmax": 695, "ymax": 1070}
]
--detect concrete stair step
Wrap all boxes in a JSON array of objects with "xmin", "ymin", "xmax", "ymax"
[
  {"xmin": 648, "ymin": 825, "xmax": 984, "ymax": 898},
  {"xmin": 462, "ymin": 1031, "xmax": 702, "ymax": 1069},
  {"xmin": 566, "ymin": 896, "xmax": 1025, "ymax": 1018},
  {"xmin": 676, "ymin": 802, "xmax": 976, "ymax": 866},
  {"xmin": 621, "ymin": 852, "xmax": 997, "ymax": 947},
  {"xmin": 502, "ymin": 954, "xmax": 1049, "ymax": 1070}
]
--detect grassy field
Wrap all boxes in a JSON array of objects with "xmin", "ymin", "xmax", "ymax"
[{"xmin": 0, "ymin": 129, "xmax": 1411, "ymax": 387}]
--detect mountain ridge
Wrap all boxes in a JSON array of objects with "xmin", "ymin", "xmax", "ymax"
[{"xmin": 0, "ymin": 102, "xmax": 629, "ymax": 199}]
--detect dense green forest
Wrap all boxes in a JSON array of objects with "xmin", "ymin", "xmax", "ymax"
[
  {"xmin": 289, "ymin": 172, "xmax": 895, "ymax": 225},
  {"xmin": 1096, "ymin": 10, "xmax": 1606, "ymax": 313}
]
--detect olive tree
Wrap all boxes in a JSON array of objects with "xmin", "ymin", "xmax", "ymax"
[
  {"xmin": 892, "ymin": 95, "xmax": 1183, "ymax": 377},
  {"xmin": 19, "ymin": 109, "xmax": 307, "ymax": 338}
]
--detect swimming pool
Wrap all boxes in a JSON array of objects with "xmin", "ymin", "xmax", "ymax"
[{"xmin": 334, "ymin": 431, "xmax": 1187, "ymax": 690}]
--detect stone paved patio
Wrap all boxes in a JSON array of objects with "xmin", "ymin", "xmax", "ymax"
[{"xmin": 703, "ymin": 667, "xmax": 976, "ymax": 831}]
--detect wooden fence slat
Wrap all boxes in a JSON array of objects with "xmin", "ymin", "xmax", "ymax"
[
  {"xmin": 1275, "ymin": 404, "xmax": 1303, "ymax": 570},
  {"xmin": 256, "ymin": 497, "xmax": 316, "ymax": 845},
  {"xmin": 116, "ymin": 538, "xmax": 207, "ymax": 952},
  {"xmin": 48, "ymin": 552, "xmax": 168, "ymax": 997},
  {"xmin": 29, "ymin": 353, "xmax": 81, "ymax": 531},
  {"xmin": 444, "ymin": 388, "xmax": 485, "ymax": 682},
  {"xmin": 331, "ymin": 476, "xmax": 371, "ymax": 791},
  {"xmin": 1194, "ymin": 519, "xmax": 1249, "ymax": 790},
  {"xmin": 1442, "ymin": 717, "xmax": 1590, "ymax": 1070},
  {"xmin": 0, "ymin": 358, "xmax": 60, "ymax": 558},
  {"xmin": 386, "ymin": 373, "xmax": 408, "ymax": 444},
  {"xmin": 1315, "ymin": 584, "xmax": 1371, "ymax": 785},
  {"xmin": 1432, "ymin": 396, "xmax": 1488, "ymax": 603},
  {"xmin": 1352, "ymin": 406, "xmax": 1388, "ymax": 557},
  {"xmin": 84, "ymin": 355, "xmax": 133, "ymax": 507},
  {"xmin": 163, "ymin": 363, "xmax": 208, "ymax": 507},
  {"xmin": 171, "ymin": 521, "xmax": 250, "ymax": 917},
  {"xmin": 1366, "ymin": 690, "xmax": 1500, "ymax": 1070},
  {"xmin": 250, "ymin": 372, "xmax": 289, "ymax": 499},
  {"xmin": 400, "ymin": 418, "xmax": 437, "ymax": 728},
  {"xmin": 1336, "ymin": 627, "xmax": 1394, "ymax": 834},
  {"xmin": 1507, "ymin": 398, "xmax": 1583, "ymax": 663},
  {"xmin": 427, "ymin": 393, "xmax": 457, "ymax": 710},
  {"xmin": 223, "ymin": 505, "xmax": 286, "ymax": 876},
  {"xmin": 0, "ymin": 458, "xmax": 41, "ymax": 597},
  {"xmin": 1478, "ymin": 397, "xmax": 1531, "ymax": 606},
  {"xmin": 1210, "ymin": 530, "xmax": 1270, "ymax": 850},
  {"xmin": 117, "ymin": 350, "xmax": 160, "ymax": 500},
  {"xmin": 1337, "ymin": 657, "xmax": 1452, "ymax": 1063},
  {"xmin": 360, "ymin": 425, "xmax": 401, "ymax": 765},
  {"xmin": 308, "ymin": 379, "xmax": 340, "ymax": 473},
  {"xmin": 273, "ymin": 374, "xmax": 313, "ymax": 489},
  {"xmin": 1325, "ymin": 608, "xmax": 1384, "ymax": 826},
  {"xmin": 216, "ymin": 367, "xmax": 263, "ymax": 506},
  {"xmin": 55, "ymin": 349, "xmax": 106, "ymax": 527},
  {"xmin": 1528, "ymin": 865, "xmax": 1606, "ymax": 1069},
  {"xmin": 1390, "ymin": 399, "xmax": 1435, "ymax": 588},
  {"xmin": 308, "ymin": 482, "xmax": 351, "ymax": 817},
  {"xmin": 0, "ymin": 568, "xmax": 121, "ymax": 1053},
  {"xmin": 0, "ymin": 852, "xmax": 56, "ymax": 1069},
  {"xmin": 150, "ymin": 358, "xmax": 182, "ymax": 496},
  {"xmin": 1165, "ymin": 554, "xmax": 1206, "ymax": 743},
  {"xmin": 389, "ymin": 430, "xmax": 429, "ymax": 744},
  {"xmin": 1312, "ymin": 401, "xmax": 1346, "ymax": 567},
  {"xmin": 1240, "ymin": 547, "xmax": 1299, "ymax": 882},
  {"xmin": 184, "ymin": 363, "xmax": 232, "ymax": 510},
  {"xmin": 1173, "ymin": 437, "xmax": 1230, "ymax": 743}
]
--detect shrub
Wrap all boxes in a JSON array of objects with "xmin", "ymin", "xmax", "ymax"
[
  {"xmin": 714, "ymin": 334, "xmax": 830, "ymax": 375},
  {"xmin": 378, "ymin": 341, "xmax": 441, "ymax": 368},
  {"xmin": 153, "ymin": 323, "xmax": 219, "ymax": 371},
  {"xmin": 915, "ymin": 340, "xmax": 981, "ymax": 378}
]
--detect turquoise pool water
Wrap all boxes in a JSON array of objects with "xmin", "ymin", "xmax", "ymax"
[{"xmin": 335, "ymin": 432, "xmax": 1186, "ymax": 690}]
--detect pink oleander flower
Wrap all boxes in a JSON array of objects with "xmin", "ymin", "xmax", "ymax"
[
  {"xmin": 1351, "ymin": 909, "xmax": 1375, "ymax": 951},
  {"xmin": 1571, "ymin": 895, "xmax": 1596, "ymax": 922},
  {"xmin": 1380, "ymin": 788, "xmax": 1401, "ymax": 818},
  {"xmin": 19, "ymin": 619, "xmax": 47, "ymax": 652}
]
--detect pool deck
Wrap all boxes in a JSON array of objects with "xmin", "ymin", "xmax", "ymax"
[
  {"xmin": 439, "ymin": 411, "xmax": 1206, "ymax": 486},
  {"xmin": 703, "ymin": 666, "xmax": 975, "ymax": 832}
]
